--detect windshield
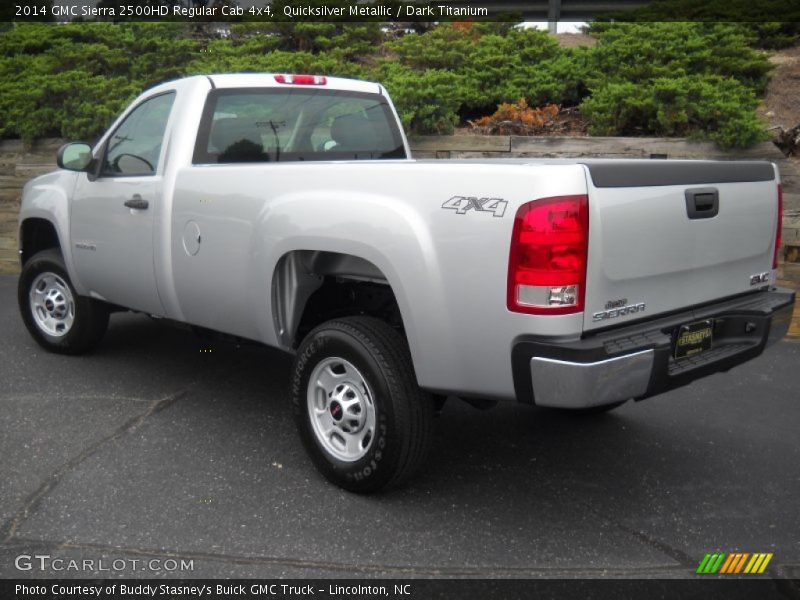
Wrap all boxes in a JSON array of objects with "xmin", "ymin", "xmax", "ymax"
[{"xmin": 193, "ymin": 88, "xmax": 406, "ymax": 164}]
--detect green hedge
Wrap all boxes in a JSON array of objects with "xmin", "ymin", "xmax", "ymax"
[
  {"xmin": 582, "ymin": 22, "xmax": 772, "ymax": 147},
  {"xmin": 597, "ymin": 0, "xmax": 800, "ymax": 49},
  {"xmin": 0, "ymin": 23, "xmax": 197, "ymax": 142},
  {"xmin": 0, "ymin": 20, "xmax": 779, "ymax": 147}
]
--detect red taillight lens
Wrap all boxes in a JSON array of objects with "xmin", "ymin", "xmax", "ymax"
[
  {"xmin": 274, "ymin": 74, "xmax": 327, "ymax": 85},
  {"xmin": 507, "ymin": 195, "xmax": 589, "ymax": 314},
  {"xmin": 773, "ymin": 184, "xmax": 783, "ymax": 270}
]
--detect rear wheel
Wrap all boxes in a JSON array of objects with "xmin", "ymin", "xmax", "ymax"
[
  {"xmin": 292, "ymin": 316, "xmax": 434, "ymax": 493},
  {"xmin": 18, "ymin": 249, "xmax": 109, "ymax": 354}
]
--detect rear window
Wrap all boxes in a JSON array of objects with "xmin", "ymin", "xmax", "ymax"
[{"xmin": 193, "ymin": 88, "xmax": 406, "ymax": 164}]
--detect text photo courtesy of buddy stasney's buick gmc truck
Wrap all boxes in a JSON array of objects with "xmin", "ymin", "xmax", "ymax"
[{"xmin": 16, "ymin": 73, "xmax": 794, "ymax": 492}]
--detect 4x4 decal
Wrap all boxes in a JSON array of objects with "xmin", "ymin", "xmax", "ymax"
[{"xmin": 442, "ymin": 196, "xmax": 508, "ymax": 217}]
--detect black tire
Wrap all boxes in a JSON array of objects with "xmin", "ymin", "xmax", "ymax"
[
  {"xmin": 292, "ymin": 316, "xmax": 435, "ymax": 493},
  {"xmin": 18, "ymin": 249, "xmax": 109, "ymax": 355}
]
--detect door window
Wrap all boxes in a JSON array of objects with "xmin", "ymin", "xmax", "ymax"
[{"xmin": 102, "ymin": 92, "xmax": 175, "ymax": 176}]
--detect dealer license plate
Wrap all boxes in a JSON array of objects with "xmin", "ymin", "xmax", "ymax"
[{"xmin": 674, "ymin": 319, "xmax": 714, "ymax": 359}]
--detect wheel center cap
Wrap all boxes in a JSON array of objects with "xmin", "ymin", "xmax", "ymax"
[
  {"xmin": 330, "ymin": 401, "xmax": 343, "ymax": 421},
  {"xmin": 45, "ymin": 300, "xmax": 54, "ymax": 311}
]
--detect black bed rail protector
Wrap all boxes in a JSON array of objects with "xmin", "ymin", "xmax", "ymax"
[{"xmin": 584, "ymin": 160, "xmax": 775, "ymax": 188}]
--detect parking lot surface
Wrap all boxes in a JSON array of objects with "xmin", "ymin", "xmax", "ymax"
[{"xmin": 1, "ymin": 275, "xmax": 799, "ymax": 580}]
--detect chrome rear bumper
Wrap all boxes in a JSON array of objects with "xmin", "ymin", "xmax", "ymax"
[
  {"xmin": 513, "ymin": 288, "xmax": 795, "ymax": 409},
  {"xmin": 531, "ymin": 350, "xmax": 654, "ymax": 409}
]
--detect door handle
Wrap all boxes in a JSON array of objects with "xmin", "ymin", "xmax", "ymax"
[
  {"xmin": 684, "ymin": 188, "xmax": 718, "ymax": 219},
  {"xmin": 124, "ymin": 195, "xmax": 149, "ymax": 210}
]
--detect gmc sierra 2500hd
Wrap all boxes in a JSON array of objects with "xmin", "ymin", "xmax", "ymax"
[{"xmin": 17, "ymin": 74, "xmax": 794, "ymax": 492}]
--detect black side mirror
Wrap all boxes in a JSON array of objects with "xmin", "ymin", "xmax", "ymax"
[{"xmin": 56, "ymin": 142, "xmax": 93, "ymax": 172}]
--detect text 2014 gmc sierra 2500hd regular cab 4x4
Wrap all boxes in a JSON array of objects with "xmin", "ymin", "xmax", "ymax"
[{"xmin": 17, "ymin": 74, "xmax": 795, "ymax": 491}]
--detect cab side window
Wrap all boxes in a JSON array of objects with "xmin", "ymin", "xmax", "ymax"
[{"xmin": 102, "ymin": 92, "xmax": 175, "ymax": 176}]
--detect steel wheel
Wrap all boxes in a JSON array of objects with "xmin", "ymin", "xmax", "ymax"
[
  {"xmin": 19, "ymin": 249, "xmax": 109, "ymax": 355},
  {"xmin": 307, "ymin": 356, "xmax": 377, "ymax": 462},
  {"xmin": 29, "ymin": 271, "xmax": 75, "ymax": 337},
  {"xmin": 292, "ymin": 316, "xmax": 435, "ymax": 492}
]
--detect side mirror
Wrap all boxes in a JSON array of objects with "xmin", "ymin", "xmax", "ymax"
[{"xmin": 57, "ymin": 142, "xmax": 94, "ymax": 172}]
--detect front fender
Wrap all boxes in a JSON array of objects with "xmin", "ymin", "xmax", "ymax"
[{"xmin": 18, "ymin": 170, "xmax": 84, "ymax": 293}]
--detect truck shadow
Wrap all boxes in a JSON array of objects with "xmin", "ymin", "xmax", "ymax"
[{"xmin": 97, "ymin": 312, "xmax": 737, "ymax": 510}]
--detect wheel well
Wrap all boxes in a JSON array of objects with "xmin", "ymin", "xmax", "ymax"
[
  {"xmin": 273, "ymin": 251, "xmax": 404, "ymax": 348},
  {"xmin": 20, "ymin": 218, "xmax": 61, "ymax": 265}
]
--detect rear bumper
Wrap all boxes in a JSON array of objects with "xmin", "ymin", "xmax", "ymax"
[{"xmin": 512, "ymin": 288, "xmax": 795, "ymax": 409}]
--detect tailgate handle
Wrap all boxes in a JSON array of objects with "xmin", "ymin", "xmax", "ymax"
[{"xmin": 685, "ymin": 188, "xmax": 719, "ymax": 219}]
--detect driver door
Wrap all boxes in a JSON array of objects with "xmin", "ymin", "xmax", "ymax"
[{"xmin": 70, "ymin": 91, "xmax": 175, "ymax": 315}]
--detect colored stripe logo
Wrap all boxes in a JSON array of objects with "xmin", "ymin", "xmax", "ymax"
[{"xmin": 697, "ymin": 552, "xmax": 773, "ymax": 574}]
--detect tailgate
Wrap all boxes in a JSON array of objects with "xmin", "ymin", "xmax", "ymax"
[{"xmin": 582, "ymin": 160, "xmax": 779, "ymax": 332}]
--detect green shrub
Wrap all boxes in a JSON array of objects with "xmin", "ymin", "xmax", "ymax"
[
  {"xmin": 386, "ymin": 25, "xmax": 590, "ymax": 123},
  {"xmin": 240, "ymin": 22, "xmax": 383, "ymax": 59},
  {"xmin": 586, "ymin": 22, "xmax": 772, "ymax": 94},
  {"xmin": 0, "ymin": 23, "xmax": 199, "ymax": 142},
  {"xmin": 596, "ymin": 0, "xmax": 800, "ymax": 49},
  {"xmin": 581, "ymin": 75, "xmax": 767, "ymax": 148},
  {"xmin": 0, "ymin": 20, "xmax": 778, "ymax": 146},
  {"xmin": 581, "ymin": 22, "xmax": 772, "ymax": 147},
  {"xmin": 388, "ymin": 24, "xmax": 480, "ymax": 71},
  {"xmin": 462, "ymin": 30, "xmax": 588, "ymax": 111},
  {"xmin": 261, "ymin": 1, "xmax": 384, "ymax": 57},
  {"xmin": 377, "ymin": 62, "xmax": 462, "ymax": 134}
]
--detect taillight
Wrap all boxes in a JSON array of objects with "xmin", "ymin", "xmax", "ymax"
[
  {"xmin": 274, "ymin": 74, "xmax": 327, "ymax": 85},
  {"xmin": 507, "ymin": 195, "xmax": 589, "ymax": 315},
  {"xmin": 773, "ymin": 184, "xmax": 783, "ymax": 269}
]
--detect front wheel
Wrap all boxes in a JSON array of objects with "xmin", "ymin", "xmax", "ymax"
[
  {"xmin": 18, "ymin": 249, "xmax": 109, "ymax": 355},
  {"xmin": 292, "ymin": 316, "xmax": 435, "ymax": 493}
]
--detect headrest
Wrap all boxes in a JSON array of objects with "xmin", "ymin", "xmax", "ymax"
[{"xmin": 330, "ymin": 114, "xmax": 373, "ymax": 150}]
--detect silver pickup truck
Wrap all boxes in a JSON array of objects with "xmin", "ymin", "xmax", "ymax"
[{"xmin": 17, "ymin": 73, "xmax": 794, "ymax": 491}]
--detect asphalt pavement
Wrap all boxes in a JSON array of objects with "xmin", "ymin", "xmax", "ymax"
[{"xmin": 1, "ymin": 275, "xmax": 799, "ymax": 581}]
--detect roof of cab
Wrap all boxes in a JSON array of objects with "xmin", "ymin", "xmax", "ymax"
[{"xmin": 147, "ymin": 73, "xmax": 383, "ymax": 95}]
